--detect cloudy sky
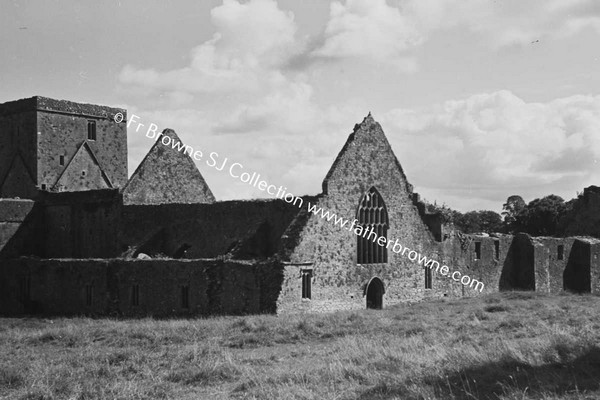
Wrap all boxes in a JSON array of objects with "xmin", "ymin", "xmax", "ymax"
[{"xmin": 2, "ymin": 0, "xmax": 600, "ymax": 212}]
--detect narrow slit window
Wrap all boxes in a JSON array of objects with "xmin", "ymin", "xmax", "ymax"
[
  {"xmin": 558, "ymin": 245, "xmax": 564, "ymax": 260},
  {"xmin": 87, "ymin": 120, "xmax": 96, "ymax": 140},
  {"xmin": 301, "ymin": 270, "xmax": 312, "ymax": 299},
  {"xmin": 474, "ymin": 242, "xmax": 481, "ymax": 260},
  {"xmin": 181, "ymin": 285, "xmax": 189, "ymax": 309},
  {"xmin": 494, "ymin": 240, "xmax": 500, "ymax": 260},
  {"xmin": 425, "ymin": 267, "xmax": 432, "ymax": 289}
]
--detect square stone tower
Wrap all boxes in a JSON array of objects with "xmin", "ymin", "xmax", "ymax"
[{"xmin": 0, "ymin": 96, "xmax": 127, "ymax": 198}]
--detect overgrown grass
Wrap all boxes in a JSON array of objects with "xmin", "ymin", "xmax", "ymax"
[{"xmin": 1, "ymin": 291, "xmax": 600, "ymax": 399}]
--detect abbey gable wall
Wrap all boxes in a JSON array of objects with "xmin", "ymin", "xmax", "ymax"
[{"xmin": 278, "ymin": 115, "xmax": 440, "ymax": 313}]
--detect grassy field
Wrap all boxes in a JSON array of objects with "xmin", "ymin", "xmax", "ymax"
[{"xmin": 1, "ymin": 292, "xmax": 600, "ymax": 400}]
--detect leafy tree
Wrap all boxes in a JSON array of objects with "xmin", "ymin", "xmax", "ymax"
[
  {"xmin": 455, "ymin": 210, "xmax": 503, "ymax": 234},
  {"xmin": 515, "ymin": 195, "xmax": 568, "ymax": 236},
  {"xmin": 557, "ymin": 187, "xmax": 600, "ymax": 237},
  {"xmin": 477, "ymin": 210, "xmax": 504, "ymax": 233},
  {"xmin": 502, "ymin": 195, "xmax": 526, "ymax": 232},
  {"xmin": 423, "ymin": 199, "xmax": 503, "ymax": 234},
  {"xmin": 424, "ymin": 201, "xmax": 462, "ymax": 225}
]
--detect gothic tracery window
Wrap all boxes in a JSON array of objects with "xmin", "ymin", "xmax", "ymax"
[{"xmin": 357, "ymin": 187, "xmax": 389, "ymax": 264}]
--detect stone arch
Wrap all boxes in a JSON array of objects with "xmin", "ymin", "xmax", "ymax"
[{"xmin": 365, "ymin": 277, "xmax": 385, "ymax": 309}]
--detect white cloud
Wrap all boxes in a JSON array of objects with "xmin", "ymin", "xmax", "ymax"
[
  {"xmin": 212, "ymin": 80, "xmax": 316, "ymax": 135},
  {"xmin": 311, "ymin": 0, "xmax": 600, "ymax": 63},
  {"xmin": 115, "ymin": 0, "xmax": 600, "ymax": 210},
  {"xmin": 305, "ymin": 0, "xmax": 600, "ymax": 79},
  {"xmin": 119, "ymin": 0, "xmax": 300, "ymax": 96},
  {"xmin": 118, "ymin": 0, "xmax": 600, "ymax": 100},
  {"xmin": 382, "ymin": 91, "xmax": 600, "ymax": 211},
  {"xmin": 311, "ymin": 0, "xmax": 421, "ymax": 70}
]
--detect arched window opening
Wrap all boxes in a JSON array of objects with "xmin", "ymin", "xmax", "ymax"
[{"xmin": 356, "ymin": 187, "xmax": 389, "ymax": 264}]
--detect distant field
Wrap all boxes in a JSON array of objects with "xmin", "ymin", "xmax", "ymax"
[{"xmin": 1, "ymin": 292, "xmax": 599, "ymax": 400}]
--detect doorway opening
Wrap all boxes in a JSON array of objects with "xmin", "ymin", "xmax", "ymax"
[{"xmin": 366, "ymin": 277, "xmax": 384, "ymax": 309}]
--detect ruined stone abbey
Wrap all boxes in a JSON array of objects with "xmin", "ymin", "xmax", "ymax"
[{"xmin": 1, "ymin": 96, "xmax": 599, "ymax": 316}]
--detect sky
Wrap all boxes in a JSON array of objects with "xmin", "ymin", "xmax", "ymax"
[{"xmin": 2, "ymin": 0, "xmax": 600, "ymax": 212}]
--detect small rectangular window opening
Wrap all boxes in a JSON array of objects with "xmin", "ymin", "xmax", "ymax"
[
  {"xmin": 301, "ymin": 270, "xmax": 312, "ymax": 299},
  {"xmin": 558, "ymin": 245, "xmax": 564, "ymax": 260},
  {"xmin": 131, "ymin": 284, "xmax": 140, "ymax": 306},
  {"xmin": 181, "ymin": 285, "xmax": 189, "ymax": 309},
  {"xmin": 59, "ymin": 155, "xmax": 65, "ymax": 166},
  {"xmin": 85, "ymin": 285, "xmax": 93, "ymax": 307},
  {"xmin": 474, "ymin": 242, "xmax": 482, "ymax": 260},
  {"xmin": 424, "ymin": 267, "xmax": 432, "ymax": 289},
  {"xmin": 87, "ymin": 120, "xmax": 96, "ymax": 140},
  {"xmin": 494, "ymin": 240, "xmax": 500, "ymax": 260}
]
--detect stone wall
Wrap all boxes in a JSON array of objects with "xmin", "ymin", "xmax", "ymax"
[
  {"xmin": 590, "ymin": 240, "xmax": 600, "ymax": 294},
  {"xmin": 0, "ymin": 104, "xmax": 38, "ymax": 198},
  {"xmin": 122, "ymin": 129, "xmax": 215, "ymax": 205},
  {"xmin": 276, "ymin": 116, "xmax": 598, "ymax": 313},
  {"xmin": 439, "ymin": 234, "xmax": 514, "ymax": 297},
  {"xmin": 4, "ymin": 102, "xmax": 600, "ymax": 317},
  {"xmin": 279, "ymin": 115, "xmax": 439, "ymax": 312},
  {"xmin": 532, "ymin": 237, "xmax": 574, "ymax": 293},
  {"xmin": 37, "ymin": 104, "xmax": 127, "ymax": 190},
  {"xmin": 121, "ymin": 199, "xmax": 301, "ymax": 259},
  {"xmin": 0, "ymin": 257, "xmax": 284, "ymax": 317},
  {"xmin": 40, "ymin": 189, "xmax": 122, "ymax": 258},
  {"xmin": 0, "ymin": 96, "xmax": 127, "ymax": 196},
  {"xmin": 3, "ymin": 192, "xmax": 300, "ymax": 261},
  {"xmin": 438, "ymin": 233, "xmax": 600, "ymax": 297},
  {"xmin": 0, "ymin": 198, "xmax": 35, "ymax": 223},
  {"xmin": 52, "ymin": 143, "xmax": 113, "ymax": 192},
  {"xmin": 0, "ymin": 199, "xmax": 42, "ymax": 259},
  {"xmin": 561, "ymin": 237, "xmax": 600, "ymax": 294}
]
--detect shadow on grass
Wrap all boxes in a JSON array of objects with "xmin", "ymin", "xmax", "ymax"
[{"xmin": 357, "ymin": 346, "xmax": 600, "ymax": 400}]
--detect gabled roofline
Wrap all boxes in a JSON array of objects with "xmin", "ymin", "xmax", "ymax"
[
  {"xmin": 52, "ymin": 141, "xmax": 113, "ymax": 190},
  {"xmin": 321, "ymin": 113, "xmax": 413, "ymax": 196},
  {"xmin": 121, "ymin": 129, "xmax": 183, "ymax": 193},
  {"xmin": 122, "ymin": 128, "xmax": 215, "ymax": 202}
]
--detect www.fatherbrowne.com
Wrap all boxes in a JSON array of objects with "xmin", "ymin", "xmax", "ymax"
[
  {"xmin": 123, "ymin": 113, "xmax": 484, "ymax": 293},
  {"xmin": 305, "ymin": 203, "xmax": 484, "ymax": 292}
]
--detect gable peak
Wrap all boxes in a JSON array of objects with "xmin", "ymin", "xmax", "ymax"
[
  {"xmin": 160, "ymin": 128, "xmax": 181, "ymax": 142},
  {"xmin": 354, "ymin": 112, "xmax": 378, "ymax": 132}
]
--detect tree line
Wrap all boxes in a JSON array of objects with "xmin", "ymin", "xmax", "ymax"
[{"xmin": 424, "ymin": 193, "xmax": 581, "ymax": 236}]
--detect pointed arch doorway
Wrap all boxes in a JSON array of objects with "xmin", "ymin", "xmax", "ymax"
[{"xmin": 365, "ymin": 277, "xmax": 384, "ymax": 309}]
